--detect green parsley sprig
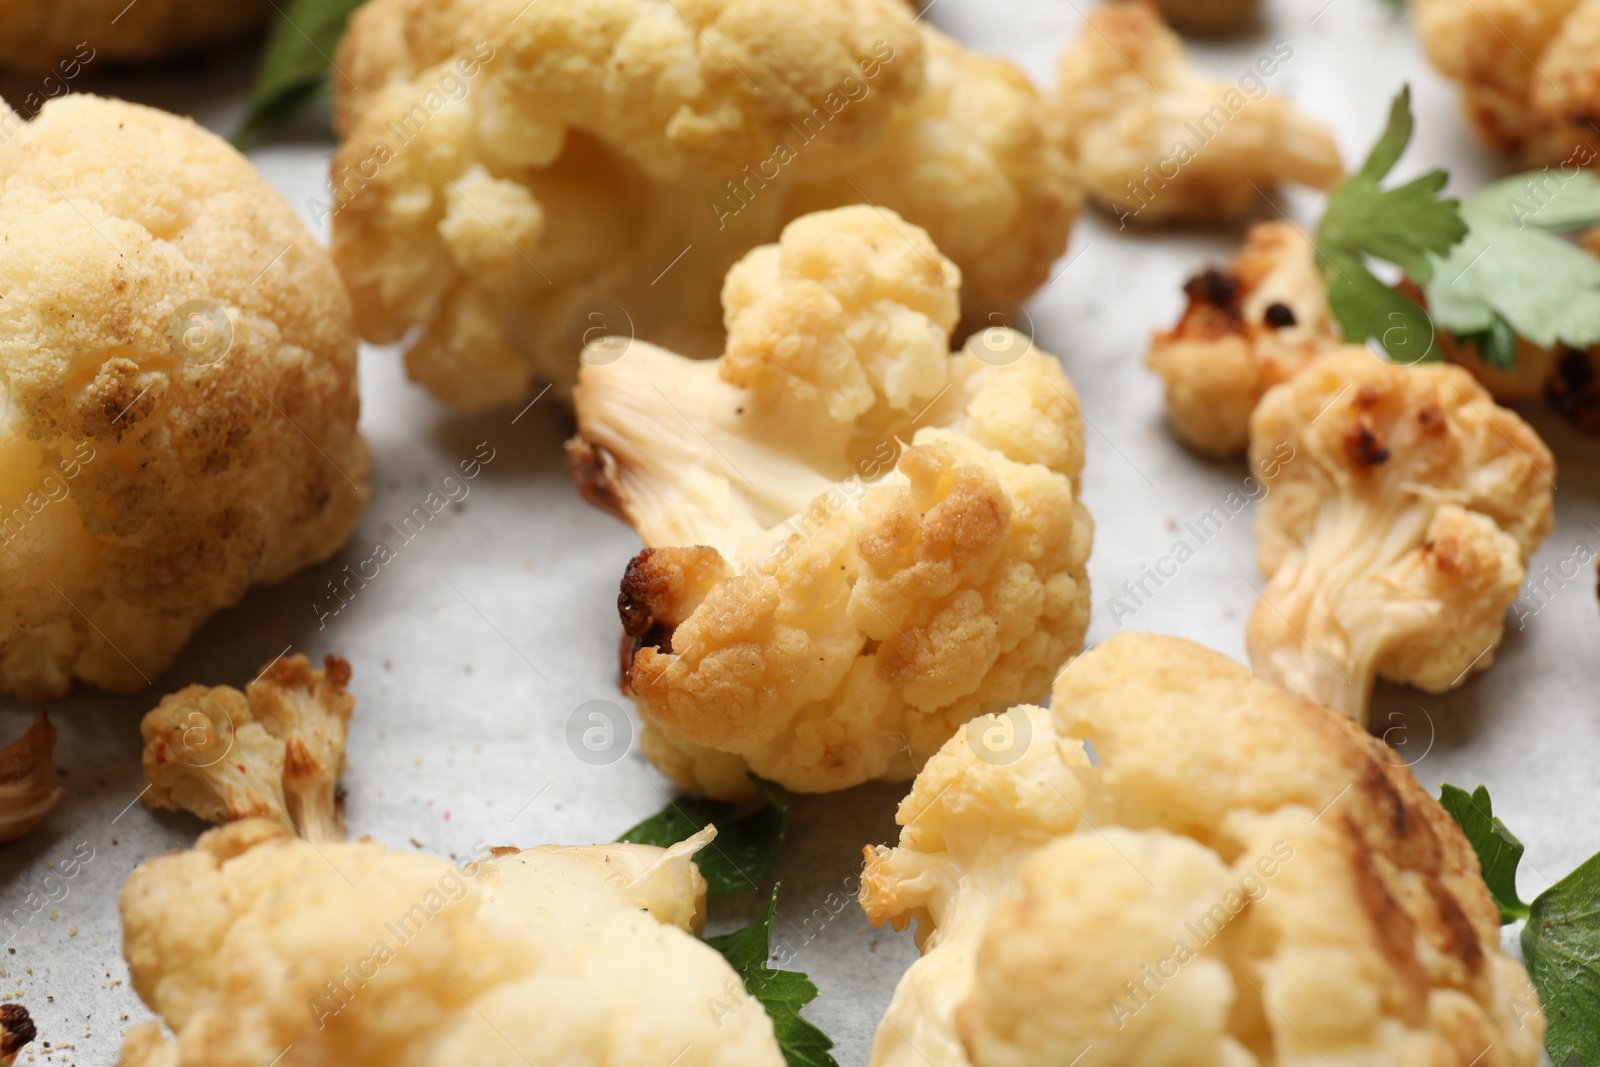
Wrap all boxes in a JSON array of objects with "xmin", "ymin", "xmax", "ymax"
[
  {"xmin": 234, "ymin": 0, "xmax": 367, "ymax": 150},
  {"xmin": 618, "ymin": 774, "xmax": 789, "ymax": 896}
]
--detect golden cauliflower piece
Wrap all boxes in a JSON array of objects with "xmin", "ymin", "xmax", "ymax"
[
  {"xmin": 0, "ymin": 714, "xmax": 66, "ymax": 844},
  {"xmin": 140, "ymin": 655, "xmax": 355, "ymax": 843},
  {"xmin": 1414, "ymin": 0, "xmax": 1600, "ymax": 166},
  {"xmin": 1147, "ymin": 222, "xmax": 1341, "ymax": 456},
  {"xmin": 328, "ymin": 0, "xmax": 1079, "ymax": 410},
  {"xmin": 0, "ymin": 0, "xmax": 268, "ymax": 73},
  {"xmin": 860, "ymin": 632, "xmax": 1545, "ymax": 1067},
  {"xmin": 1248, "ymin": 348, "xmax": 1555, "ymax": 724},
  {"xmin": 1056, "ymin": 2, "xmax": 1342, "ymax": 225},
  {"xmin": 119, "ymin": 819, "xmax": 784, "ymax": 1067},
  {"xmin": 0, "ymin": 95, "xmax": 369, "ymax": 699},
  {"xmin": 567, "ymin": 207, "xmax": 1093, "ymax": 800}
]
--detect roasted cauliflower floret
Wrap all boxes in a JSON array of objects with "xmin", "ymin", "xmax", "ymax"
[
  {"xmin": 1141, "ymin": 0, "xmax": 1259, "ymax": 33},
  {"xmin": 1056, "ymin": 2, "xmax": 1341, "ymax": 225},
  {"xmin": 139, "ymin": 655, "xmax": 355, "ymax": 843},
  {"xmin": 567, "ymin": 207, "xmax": 1093, "ymax": 800},
  {"xmin": 1414, "ymin": 0, "xmax": 1600, "ymax": 165},
  {"xmin": 1247, "ymin": 348, "xmax": 1555, "ymax": 724},
  {"xmin": 0, "ymin": 0, "xmax": 268, "ymax": 73},
  {"xmin": 118, "ymin": 819, "xmax": 783, "ymax": 1067},
  {"xmin": 860, "ymin": 632, "xmax": 1545, "ymax": 1067},
  {"xmin": 329, "ymin": 0, "xmax": 1078, "ymax": 410},
  {"xmin": 0, "ymin": 95, "xmax": 369, "ymax": 700},
  {"xmin": 0, "ymin": 714, "xmax": 66, "ymax": 844},
  {"xmin": 1148, "ymin": 222, "xmax": 1341, "ymax": 456}
]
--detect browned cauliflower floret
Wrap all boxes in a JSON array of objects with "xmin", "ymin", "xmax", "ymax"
[
  {"xmin": 860, "ymin": 633, "xmax": 1545, "ymax": 1067},
  {"xmin": 0, "ymin": 0, "xmax": 268, "ymax": 73},
  {"xmin": 328, "ymin": 0, "xmax": 1078, "ymax": 410},
  {"xmin": 0, "ymin": 1004, "xmax": 35, "ymax": 1067},
  {"xmin": 1055, "ymin": 2, "xmax": 1342, "ymax": 225},
  {"xmin": 1414, "ymin": 0, "xmax": 1600, "ymax": 166},
  {"xmin": 1148, "ymin": 222, "xmax": 1341, "ymax": 456},
  {"xmin": 118, "ymin": 820, "xmax": 784, "ymax": 1067},
  {"xmin": 0, "ymin": 95, "xmax": 370, "ymax": 699},
  {"xmin": 567, "ymin": 207, "xmax": 1093, "ymax": 800},
  {"xmin": 0, "ymin": 714, "xmax": 66, "ymax": 844},
  {"xmin": 140, "ymin": 655, "xmax": 355, "ymax": 843},
  {"xmin": 1141, "ymin": 0, "xmax": 1259, "ymax": 33},
  {"xmin": 1247, "ymin": 348, "xmax": 1555, "ymax": 724}
]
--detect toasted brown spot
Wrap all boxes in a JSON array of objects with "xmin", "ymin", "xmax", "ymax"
[
  {"xmin": 1417, "ymin": 403, "xmax": 1447, "ymax": 434},
  {"xmin": 1, "ymin": 1003, "xmax": 36, "ymax": 1058},
  {"xmin": 564, "ymin": 437, "xmax": 628, "ymax": 521},
  {"xmin": 1263, "ymin": 302, "xmax": 1297, "ymax": 329},
  {"xmin": 1343, "ymin": 424, "xmax": 1390, "ymax": 467},
  {"xmin": 1185, "ymin": 267, "xmax": 1240, "ymax": 310}
]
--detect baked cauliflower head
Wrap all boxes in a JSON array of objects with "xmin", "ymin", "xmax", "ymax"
[
  {"xmin": 140, "ymin": 655, "xmax": 355, "ymax": 843},
  {"xmin": 119, "ymin": 819, "xmax": 785, "ymax": 1067},
  {"xmin": 0, "ymin": 713, "xmax": 66, "ymax": 844},
  {"xmin": 1414, "ymin": 0, "xmax": 1600, "ymax": 165},
  {"xmin": 1148, "ymin": 222, "xmax": 1341, "ymax": 456},
  {"xmin": 328, "ymin": 0, "xmax": 1079, "ymax": 410},
  {"xmin": 860, "ymin": 632, "xmax": 1545, "ymax": 1067},
  {"xmin": 1056, "ymin": 2, "xmax": 1342, "ymax": 225},
  {"xmin": 0, "ymin": 0, "xmax": 268, "ymax": 73},
  {"xmin": 0, "ymin": 95, "xmax": 369, "ymax": 699},
  {"xmin": 567, "ymin": 206, "xmax": 1093, "ymax": 801},
  {"xmin": 1247, "ymin": 348, "xmax": 1555, "ymax": 724}
]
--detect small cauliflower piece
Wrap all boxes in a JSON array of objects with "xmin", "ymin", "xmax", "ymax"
[
  {"xmin": 329, "ymin": 0, "xmax": 1078, "ymax": 409},
  {"xmin": 0, "ymin": 95, "xmax": 369, "ymax": 699},
  {"xmin": 1414, "ymin": 0, "xmax": 1600, "ymax": 166},
  {"xmin": 1147, "ymin": 222, "xmax": 1341, "ymax": 456},
  {"xmin": 1247, "ymin": 348, "xmax": 1555, "ymax": 723},
  {"xmin": 861, "ymin": 632, "xmax": 1545, "ymax": 1067},
  {"xmin": 0, "ymin": 0, "xmax": 268, "ymax": 73},
  {"xmin": 0, "ymin": 714, "xmax": 66, "ymax": 844},
  {"xmin": 0, "ymin": 1004, "xmax": 35, "ymax": 1067},
  {"xmin": 568, "ymin": 206, "xmax": 1093, "ymax": 800},
  {"xmin": 140, "ymin": 655, "xmax": 355, "ymax": 842},
  {"xmin": 118, "ymin": 819, "xmax": 784, "ymax": 1067},
  {"xmin": 1056, "ymin": 2, "xmax": 1341, "ymax": 224}
]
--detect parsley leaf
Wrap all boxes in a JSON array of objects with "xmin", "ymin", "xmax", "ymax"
[
  {"xmin": 617, "ymin": 775, "xmax": 788, "ymax": 895},
  {"xmin": 1424, "ymin": 170, "xmax": 1600, "ymax": 355},
  {"xmin": 1440, "ymin": 783, "xmax": 1600, "ymax": 1066},
  {"xmin": 1437, "ymin": 784, "xmax": 1531, "ymax": 923},
  {"xmin": 234, "ymin": 0, "xmax": 368, "ymax": 151},
  {"xmin": 1314, "ymin": 86, "xmax": 1467, "ymax": 362},
  {"xmin": 707, "ymin": 885, "xmax": 839, "ymax": 1067}
]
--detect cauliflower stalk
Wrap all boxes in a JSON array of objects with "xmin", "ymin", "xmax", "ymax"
[
  {"xmin": 567, "ymin": 206, "xmax": 1093, "ymax": 800},
  {"xmin": 1247, "ymin": 348, "xmax": 1555, "ymax": 724},
  {"xmin": 0, "ymin": 95, "xmax": 369, "ymax": 699},
  {"xmin": 118, "ymin": 819, "xmax": 784, "ymax": 1067},
  {"xmin": 0, "ymin": 713, "xmax": 66, "ymax": 844},
  {"xmin": 1147, "ymin": 222, "xmax": 1341, "ymax": 456},
  {"xmin": 328, "ymin": 0, "xmax": 1079, "ymax": 409},
  {"xmin": 140, "ymin": 655, "xmax": 355, "ymax": 843},
  {"xmin": 861, "ymin": 632, "xmax": 1545, "ymax": 1067},
  {"xmin": 1055, "ymin": 2, "xmax": 1342, "ymax": 225}
]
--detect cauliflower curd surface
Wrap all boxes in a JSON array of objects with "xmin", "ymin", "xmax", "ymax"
[
  {"xmin": 329, "ymin": 0, "xmax": 1079, "ymax": 409},
  {"xmin": 1247, "ymin": 348, "xmax": 1554, "ymax": 723},
  {"xmin": 119, "ymin": 820, "xmax": 783, "ymax": 1067},
  {"xmin": 860, "ymin": 632, "xmax": 1544, "ymax": 1067},
  {"xmin": 568, "ymin": 207, "xmax": 1093, "ymax": 800},
  {"xmin": 0, "ymin": 95, "xmax": 369, "ymax": 699}
]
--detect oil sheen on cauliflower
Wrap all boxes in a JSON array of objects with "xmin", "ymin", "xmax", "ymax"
[
  {"xmin": 0, "ymin": 0, "xmax": 268, "ymax": 72},
  {"xmin": 140, "ymin": 655, "xmax": 356, "ymax": 843},
  {"xmin": 566, "ymin": 206, "xmax": 1093, "ymax": 801},
  {"xmin": 0, "ymin": 714, "xmax": 66, "ymax": 844},
  {"xmin": 119, "ymin": 819, "xmax": 784, "ymax": 1067},
  {"xmin": 860, "ymin": 632, "xmax": 1545, "ymax": 1067},
  {"xmin": 0, "ymin": 95, "xmax": 370, "ymax": 699},
  {"xmin": 1147, "ymin": 222, "xmax": 1341, "ymax": 456},
  {"xmin": 328, "ymin": 0, "xmax": 1079, "ymax": 410},
  {"xmin": 1247, "ymin": 348, "xmax": 1555, "ymax": 724},
  {"xmin": 1415, "ymin": 0, "xmax": 1600, "ymax": 165},
  {"xmin": 1056, "ymin": 2, "xmax": 1342, "ymax": 225}
]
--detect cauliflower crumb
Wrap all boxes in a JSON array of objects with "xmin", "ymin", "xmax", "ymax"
[
  {"xmin": 1056, "ymin": 2, "xmax": 1342, "ymax": 224},
  {"xmin": 1247, "ymin": 348, "xmax": 1556, "ymax": 723},
  {"xmin": 0, "ymin": 95, "xmax": 369, "ymax": 699},
  {"xmin": 117, "ymin": 820, "xmax": 783, "ymax": 1067},
  {"xmin": 0, "ymin": 715, "xmax": 65, "ymax": 844},
  {"xmin": 860, "ymin": 633, "xmax": 1545, "ymax": 1067},
  {"xmin": 329, "ymin": 0, "xmax": 1078, "ymax": 409},
  {"xmin": 140, "ymin": 655, "xmax": 355, "ymax": 842},
  {"xmin": 569, "ymin": 207, "xmax": 1093, "ymax": 800}
]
